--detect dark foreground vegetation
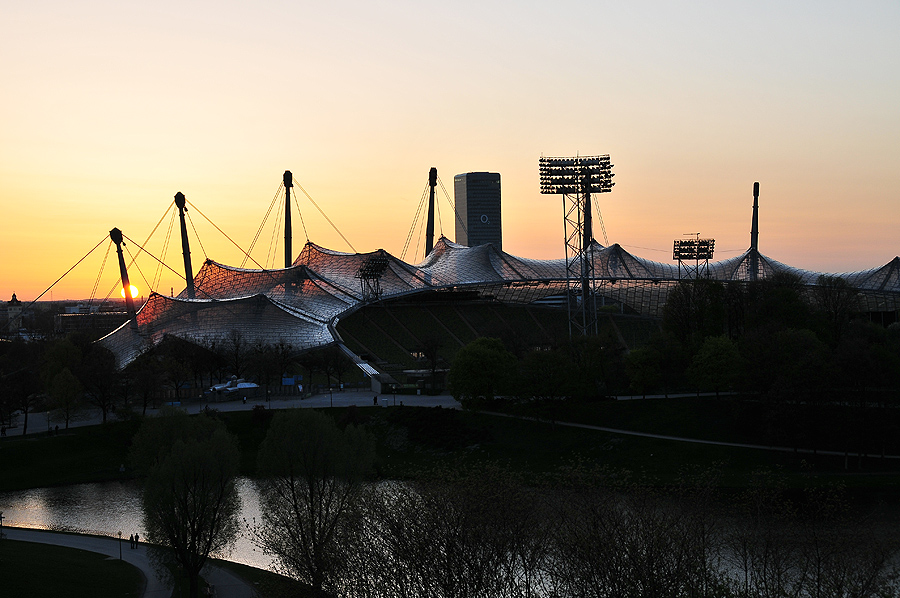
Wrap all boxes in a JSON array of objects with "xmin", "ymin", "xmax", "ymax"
[{"xmin": 159, "ymin": 409, "xmax": 900, "ymax": 598}]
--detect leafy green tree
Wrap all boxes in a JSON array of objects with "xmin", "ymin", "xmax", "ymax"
[
  {"xmin": 518, "ymin": 346, "xmax": 574, "ymax": 401},
  {"xmin": 745, "ymin": 272, "xmax": 811, "ymax": 333},
  {"xmin": 565, "ymin": 333, "xmax": 626, "ymax": 399},
  {"xmin": 625, "ymin": 346, "xmax": 662, "ymax": 398},
  {"xmin": 769, "ymin": 328, "xmax": 828, "ymax": 403},
  {"xmin": 132, "ymin": 412, "xmax": 241, "ymax": 598},
  {"xmin": 662, "ymin": 279, "xmax": 726, "ymax": 347},
  {"xmin": 254, "ymin": 409, "xmax": 373, "ymax": 595},
  {"xmin": 687, "ymin": 335, "xmax": 744, "ymax": 397},
  {"xmin": 448, "ymin": 337, "xmax": 517, "ymax": 405}
]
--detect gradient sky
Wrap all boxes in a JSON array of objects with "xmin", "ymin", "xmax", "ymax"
[{"xmin": 2, "ymin": 0, "xmax": 898, "ymax": 302}]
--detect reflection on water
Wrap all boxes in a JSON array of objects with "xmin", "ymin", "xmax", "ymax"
[{"xmin": 0, "ymin": 478, "xmax": 271, "ymax": 571}]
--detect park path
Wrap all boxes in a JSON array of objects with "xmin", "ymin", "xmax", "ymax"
[
  {"xmin": 484, "ymin": 411, "xmax": 900, "ymax": 460},
  {"xmin": 2, "ymin": 527, "xmax": 256, "ymax": 597}
]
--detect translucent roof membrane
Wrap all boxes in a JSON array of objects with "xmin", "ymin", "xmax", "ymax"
[{"xmin": 101, "ymin": 237, "xmax": 899, "ymax": 368}]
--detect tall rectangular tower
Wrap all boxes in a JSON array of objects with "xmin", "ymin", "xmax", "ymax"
[{"xmin": 454, "ymin": 172, "xmax": 502, "ymax": 250}]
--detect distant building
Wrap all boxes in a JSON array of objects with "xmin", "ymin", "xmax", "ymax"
[
  {"xmin": 454, "ymin": 172, "xmax": 501, "ymax": 250},
  {"xmin": 3, "ymin": 293, "xmax": 23, "ymax": 333}
]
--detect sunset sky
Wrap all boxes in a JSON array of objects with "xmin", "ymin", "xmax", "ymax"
[{"xmin": 2, "ymin": 1, "xmax": 898, "ymax": 302}]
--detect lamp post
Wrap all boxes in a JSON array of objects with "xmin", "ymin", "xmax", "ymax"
[{"xmin": 118, "ymin": 530, "xmax": 122, "ymax": 560}]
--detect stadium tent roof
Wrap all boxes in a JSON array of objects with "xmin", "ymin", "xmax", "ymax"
[{"xmin": 100, "ymin": 236, "xmax": 900, "ymax": 368}]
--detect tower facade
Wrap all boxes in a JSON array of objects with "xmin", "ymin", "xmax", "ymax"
[{"xmin": 454, "ymin": 172, "xmax": 501, "ymax": 250}]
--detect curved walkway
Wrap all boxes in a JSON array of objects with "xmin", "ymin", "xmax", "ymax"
[
  {"xmin": 2, "ymin": 527, "xmax": 256, "ymax": 598},
  {"xmin": 484, "ymin": 411, "xmax": 900, "ymax": 460}
]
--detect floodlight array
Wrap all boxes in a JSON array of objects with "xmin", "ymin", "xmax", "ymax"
[
  {"xmin": 539, "ymin": 155, "xmax": 615, "ymax": 195},
  {"xmin": 673, "ymin": 239, "xmax": 715, "ymax": 261},
  {"xmin": 356, "ymin": 254, "xmax": 390, "ymax": 280}
]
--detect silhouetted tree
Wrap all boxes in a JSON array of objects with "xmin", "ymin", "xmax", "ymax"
[
  {"xmin": 321, "ymin": 345, "xmax": 354, "ymax": 390},
  {"xmin": 72, "ymin": 339, "xmax": 119, "ymax": 423},
  {"xmin": 124, "ymin": 354, "xmax": 164, "ymax": 415},
  {"xmin": 518, "ymin": 346, "xmax": 574, "ymax": 401},
  {"xmin": 663, "ymin": 279, "xmax": 727, "ymax": 348},
  {"xmin": 132, "ymin": 411, "xmax": 241, "ymax": 598},
  {"xmin": 223, "ymin": 329, "xmax": 249, "ymax": 378},
  {"xmin": 565, "ymin": 333, "xmax": 625, "ymax": 399},
  {"xmin": 47, "ymin": 367, "xmax": 83, "ymax": 429},
  {"xmin": 625, "ymin": 346, "xmax": 662, "ymax": 398},
  {"xmin": 813, "ymin": 274, "xmax": 859, "ymax": 345},
  {"xmin": 687, "ymin": 335, "xmax": 744, "ymax": 397},
  {"xmin": 1, "ymin": 339, "xmax": 44, "ymax": 435},
  {"xmin": 254, "ymin": 409, "xmax": 373, "ymax": 594},
  {"xmin": 448, "ymin": 337, "xmax": 517, "ymax": 405}
]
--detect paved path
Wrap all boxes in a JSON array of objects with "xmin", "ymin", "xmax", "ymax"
[
  {"xmin": 5, "ymin": 389, "xmax": 459, "ymax": 436},
  {"xmin": 2, "ymin": 527, "xmax": 256, "ymax": 598},
  {"xmin": 484, "ymin": 411, "xmax": 900, "ymax": 460}
]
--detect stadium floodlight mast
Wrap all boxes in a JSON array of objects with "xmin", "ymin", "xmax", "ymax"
[
  {"xmin": 539, "ymin": 155, "xmax": 615, "ymax": 338},
  {"xmin": 673, "ymin": 234, "xmax": 715, "ymax": 280},
  {"xmin": 356, "ymin": 252, "xmax": 391, "ymax": 301}
]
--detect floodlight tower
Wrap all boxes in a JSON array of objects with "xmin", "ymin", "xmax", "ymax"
[
  {"xmin": 539, "ymin": 155, "xmax": 615, "ymax": 338},
  {"xmin": 356, "ymin": 251, "xmax": 390, "ymax": 301},
  {"xmin": 673, "ymin": 233, "xmax": 715, "ymax": 280}
]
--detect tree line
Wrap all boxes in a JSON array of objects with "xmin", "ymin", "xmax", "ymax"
[
  {"xmin": 0, "ymin": 330, "xmax": 355, "ymax": 435},
  {"xmin": 451, "ymin": 274, "xmax": 900, "ymax": 403}
]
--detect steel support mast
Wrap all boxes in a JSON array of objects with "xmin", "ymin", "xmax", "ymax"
[
  {"xmin": 284, "ymin": 170, "xmax": 294, "ymax": 268},
  {"xmin": 174, "ymin": 192, "xmax": 195, "ymax": 298},
  {"xmin": 110, "ymin": 227, "xmax": 139, "ymax": 331},
  {"xmin": 425, "ymin": 167, "xmax": 437, "ymax": 256}
]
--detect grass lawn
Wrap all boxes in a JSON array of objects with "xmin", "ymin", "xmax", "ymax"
[
  {"xmin": 213, "ymin": 557, "xmax": 318, "ymax": 598},
  {"xmin": 0, "ymin": 420, "xmax": 140, "ymax": 491},
  {"xmin": 0, "ymin": 539, "xmax": 143, "ymax": 597}
]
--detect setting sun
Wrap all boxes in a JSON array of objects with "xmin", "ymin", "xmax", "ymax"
[{"xmin": 120, "ymin": 284, "xmax": 139, "ymax": 299}]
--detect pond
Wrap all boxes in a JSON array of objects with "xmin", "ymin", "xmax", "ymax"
[{"xmin": 0, "ymin": 478, "xmax": 272, "ymax": 571}]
